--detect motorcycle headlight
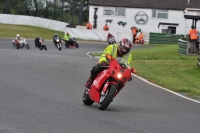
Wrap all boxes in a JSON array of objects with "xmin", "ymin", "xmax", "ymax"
[
  {"xmin": 117, "ymin": 73, "xmax": 122, "ymax": 79},
  {"xmin": 56, "ymin": 39, "xmax": 59, "ymax": 42}
]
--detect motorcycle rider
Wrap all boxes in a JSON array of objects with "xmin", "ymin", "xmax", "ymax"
[
  {"xmin": 85, "ymin": 38, "xmax": 136, "ymax": 89},
  {"xmin": 107, "ymin": 32, "xmax": 116, "ymax": 45},
  {"xmin": 13, "ymin": 34, "xmax": 21, "ymax": 47},
  {"xmin": 63, "ymin": 32, "xmax": 72, "ymax": 47},
  {"xmin": 53, "ymin": 33, "xmax": 61, "ymax": 48},
  {"xmin": 34, "ymin": 36, "xmax": 40, "ymax": 48}
]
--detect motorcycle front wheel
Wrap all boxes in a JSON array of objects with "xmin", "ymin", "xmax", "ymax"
[
  {"xmin": 25, "ymin": 44, "xmax": 30, "ymax": 50},
  {"xmin": 74, "ymin": 42, "xmax": 79, "ymax": 48},
  {"xmin": 82, "ymin": 89, "xmax": 94, "ymax": 105},
  {"xmin": 59, "ymin": 47, "xmax": 62, "ymax": 51},
  {"xmin": 98, "ymin": 84, "xmax": 117, "ymax": 110}
]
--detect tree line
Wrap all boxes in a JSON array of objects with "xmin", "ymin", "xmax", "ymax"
[{"xmin": 0, "ymin": 0, "xmax": 89, "ymax": 25}]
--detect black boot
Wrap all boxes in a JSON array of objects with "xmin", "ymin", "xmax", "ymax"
[{"xmin": 85, "ymin": 76, "xmax": 94, "ymax": 88}]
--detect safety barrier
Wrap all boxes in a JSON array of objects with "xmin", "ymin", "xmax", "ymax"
[
  {"xmin": 0, "ymin": 14, "xmax": 68, "ymax": 32},
  {"xmin": 149, "ymin": 33, "xmax": 184, "ymax": 44},
  {"xmin": 178, "ymin": 39, "xmax": 188, "ymax": 55},
  {"xmin": 0, "ymin": 14, "xmax": 150, "ymax": 44}
]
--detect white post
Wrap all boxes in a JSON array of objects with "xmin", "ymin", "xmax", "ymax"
[{"xmin": 185, "ymin": 19, "xmax": 187, "ymax": 38}]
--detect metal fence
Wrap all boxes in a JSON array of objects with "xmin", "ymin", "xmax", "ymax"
[
  {"xmin": 149, "ymin": 33, "xmax": 184, "ymax": 44},
  {"xmin": 178, "ymin": 39, "xmax": 188, "ymax": 55}
]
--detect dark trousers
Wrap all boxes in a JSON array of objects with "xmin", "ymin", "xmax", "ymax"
[
  {"xmin": 133, "ymin": 35, "xmax": 136, "ymax": 44},
  {"xmin": 88, "ymin": 64, "xmax": 105, "ymax": 80},
  {"xmin": 190, "ymin": 40, "xmax": 197, "ymax": 53}
]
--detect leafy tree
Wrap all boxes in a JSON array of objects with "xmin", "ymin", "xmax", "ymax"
[{"xmin": 0, "ymin": 0, "xmax": 89, "ymax": 24}]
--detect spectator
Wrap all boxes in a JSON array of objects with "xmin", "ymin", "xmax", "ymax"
[
  {"xmin": 103, "ymin": 23, "xmax": 109, "ymax": 31},
  {"xmin": 131, "ymin": 26, "xmax": 138, "ymax": 44},
  {"xmin": 86, "ymin": 21, "xmax": 92, "ymax": 30},
  {"xmin": 135, "ymin": 32, "xmax": 144, "ymax": 44},
  {"xmin": 189, "ymin": 25, "xmax": 198, "ymax": 53}
]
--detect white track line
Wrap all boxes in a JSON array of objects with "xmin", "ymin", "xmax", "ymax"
[{"xmin": 86, "ymin": 52, "xmax": 200, "ymax": 104}]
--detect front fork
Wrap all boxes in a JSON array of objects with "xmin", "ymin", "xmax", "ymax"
[{"xmin": 102, "ymin": 80, "xmax": 125, "ymax": 98}]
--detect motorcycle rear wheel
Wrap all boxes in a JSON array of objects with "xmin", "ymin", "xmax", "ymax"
[
  {"xmin": 43, "ymin": 45, "xmax": 47, "ymax": 50},
  {"xmin": 15, "ymin": 45, "xmax": 19, "ymax": 49},
  {"xmin": 65, "ymin": 43, "xmax": 69, "ymax": 48},
  {"xmin": 82, "ymin": 89, "xmax": 94, "ymax": 105},
  {"xmin": 39, "ymin": 46, "xmax": 43, "ymax": 50},
  {"xmin": 98, "ymin": 84, "xmax": 117, "ymax": 110}
]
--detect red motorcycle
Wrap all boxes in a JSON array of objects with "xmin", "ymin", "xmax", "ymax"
[
  {"xmin": 64, "ymin": 37, "xmax": 79, "ymax": 48},
  {"xmin": 82, "ymin": 54, "xmax": 136, "ymax": 110}
]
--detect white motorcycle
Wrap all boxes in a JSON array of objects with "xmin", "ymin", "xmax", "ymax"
[
  {"xmin": 13, "ymin": 38, "xmax": 30, "ymax": 50},
  {"xmin": 54, "ymin": 37, "xmax": 62, "ymax": 51}
]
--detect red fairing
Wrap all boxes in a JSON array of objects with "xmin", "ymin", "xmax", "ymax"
[
  {"xmin": 88, "ymin": 55, "xmax": 132, "ymax": 103},
  {"xmin": 89, "ymin": 70, "xmax": 111, "ymax": 102},
  {"xmin": 14, "ymin": 39, "xmax": 19, "ymax": 45}
]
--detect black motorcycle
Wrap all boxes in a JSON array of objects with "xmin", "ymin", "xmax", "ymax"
[
  {"xmin": 65, "ymin": 37, "xmax": 79, "ymax": 48},
  {"xmin": 54, "ymin": 36, "xmax": 62, "ymax": 51},
  {"xmin": 37, "ymin": 38, "xmax": 47, "ymax": 50}
]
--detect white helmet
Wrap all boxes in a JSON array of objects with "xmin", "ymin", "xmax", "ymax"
[{"xmin": 16, "ymin": 34, "xmax": 20, "ymax": 38}]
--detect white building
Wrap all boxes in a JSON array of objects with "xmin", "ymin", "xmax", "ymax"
[{"xmin": 89, "ymin": 0, "xmax": 200, "ymax": 36}]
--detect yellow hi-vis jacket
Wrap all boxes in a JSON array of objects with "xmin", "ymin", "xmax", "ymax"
[{"xmin": 99, "ymin": 44, "xmax": 132, "ymax": 66}]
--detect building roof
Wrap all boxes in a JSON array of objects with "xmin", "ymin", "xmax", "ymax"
[{"xmin": 89, "ymin": 0, "xmax": 200, "ymax": 10}]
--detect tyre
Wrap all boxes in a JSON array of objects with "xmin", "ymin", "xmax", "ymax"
[
  {"xmin": 65, "ymin": 43, "xmax": 69, "ymax": 48},
  {"xmin": 82, "ymin": 89, "xmax": 94, "ymax": 105},
  {"xmin": 44, "ymin": 45, "xmax": 47, "ymax": 50},
  {"xmin": 198, "ymin": 57, "xmax": 200, "ymax": 61},
  {"xmin": 74, "ymin": 42, "xmax": 79, "ymax": 48},
  {"xmin": 25, "ymin": 44, "xmax": 30, "ymax": 50},
  {"xmin": 98, "ymin": 84, "xmax": 117, "ymax": 110},
  {"xmin": 15, "ymin": 45, "xmax": 19, "ymax": 49},
  {"xmin": 39, "ymin": 46, "xmax": 43, "ymax": 50},
  {"xmin": 59, "ymin": 47, "xmax": 62, "ymax": 51}
]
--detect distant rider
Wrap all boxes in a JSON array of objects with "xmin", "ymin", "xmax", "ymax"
[
  {"xmin": 107, "ymin": 32, "xmax": 116, "ymax": 45},
  {"xmin": 34, "ymin": 36, "xmax": 41, "ymax": 48},
  {"xmin": 63, "ymin": 32, "xmax": 72, "ymax": 47},
  {"xmin": 53, "ymin": 33, "xmax": 61, "ymax": 48},
  {"xmin": 13, "ymin": 34, "xmax": 21, "ymax": 46}
]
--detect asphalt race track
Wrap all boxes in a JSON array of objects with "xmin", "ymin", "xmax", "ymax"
[{"xmin": 0, "ymin": 38, "xmax": 200, "ymax": 133}]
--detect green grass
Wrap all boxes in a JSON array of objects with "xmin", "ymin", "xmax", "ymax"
[
  {"xmin": 0, "ymin": 23, "xmax": 65, "ymax": 40},
  {"xmin": 132, "ymin": 45, "xmax": 200, "ymax": 96},
  {"xmin": 91, "ymin": 44, "xmax": 200, "ymax": 99}
]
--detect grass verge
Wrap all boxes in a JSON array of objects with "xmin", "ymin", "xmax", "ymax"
[{"xmin": 0, "ymin": 23, "xmax": 66, "ymax": 40}]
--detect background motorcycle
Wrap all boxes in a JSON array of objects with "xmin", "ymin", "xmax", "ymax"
[
  {"xmin": 107, "ymin": 36, "xmax": 116, "ymax": 45},
  {"xmin": 54, "ymin": 37, "xmax": 62, "ymax": 51},
  {"xmin": 13, "ymin": 38, "xmax": 30, "ymax": 50},
  {"xmin": 64, "ymin": 37, "xmax": 79, "ymax": 48},
  {"xmin": 37, "ymin": 38, "xmax": 47, "ymax": 50},
  {"xmin": 82, "ymin": 54, "xmax": 135, "ymax": 110}
]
